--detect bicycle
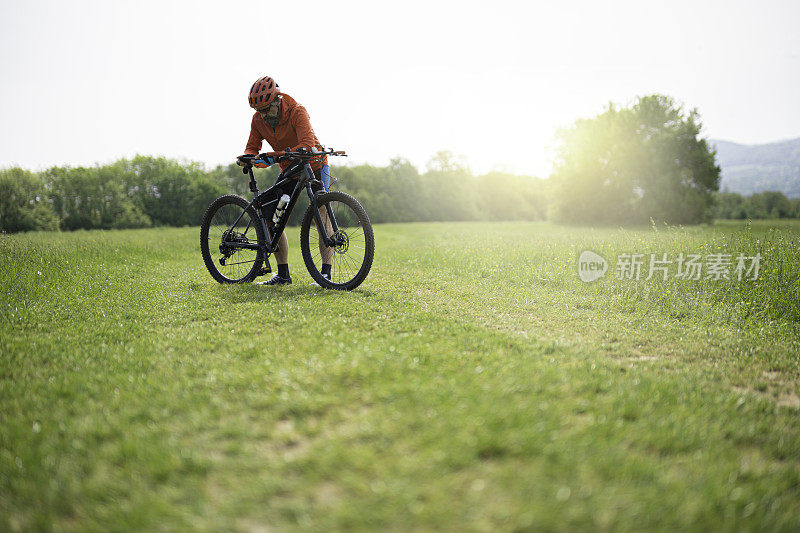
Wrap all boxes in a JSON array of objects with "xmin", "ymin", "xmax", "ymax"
[{"xmin": 200, "ymin": 147, "xmax": 374, "ymax": 290}]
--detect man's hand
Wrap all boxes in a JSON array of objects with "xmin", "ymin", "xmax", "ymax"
[
  {"xmin": 257, "ymin": 153, "xmax": 275, "ymax": 166},
  {"xmin": 237, "ymin": 153, "xmax": 275, "ymax": 169}
]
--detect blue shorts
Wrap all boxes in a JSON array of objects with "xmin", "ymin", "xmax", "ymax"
[{"xmin": 320, "ymin": 164, "xmax": 331, "ymax": 192}]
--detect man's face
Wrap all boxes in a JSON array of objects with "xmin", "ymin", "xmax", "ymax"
[{"xmin": 258, "ymin": 97, "xmax": 281, "ymax": 121}]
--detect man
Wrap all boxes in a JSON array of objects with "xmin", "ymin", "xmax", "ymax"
[{"xmin": 238, "ymin": 75, "xmax": 333, "ymax": 285}]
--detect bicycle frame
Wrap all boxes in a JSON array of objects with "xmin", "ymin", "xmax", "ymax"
[{"xmin": 225, "ymin": 160, "xmax": 340, "ymax": 254}]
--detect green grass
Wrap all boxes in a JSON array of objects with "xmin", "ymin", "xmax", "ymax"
[{"xmin": 1, "ymin": 220, "xmax": 799, "ymax": 531}]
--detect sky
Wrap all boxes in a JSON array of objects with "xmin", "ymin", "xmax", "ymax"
[{"xmin": 1, "ymin": 0, "xmax": 798, "ymax": 177}]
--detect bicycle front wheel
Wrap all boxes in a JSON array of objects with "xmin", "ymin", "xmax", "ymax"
[
  {"xmin": 200, "ymin": 194, "xmax": 266, "ymax": 283},
  {"xmin": 300, "ymin": 191, "xmax": 374, "ymax": 290}
]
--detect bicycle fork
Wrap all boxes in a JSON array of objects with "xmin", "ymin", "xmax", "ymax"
[{"xmin": 305, "ymin": 181, "xmax": 340, "ymax": 249}]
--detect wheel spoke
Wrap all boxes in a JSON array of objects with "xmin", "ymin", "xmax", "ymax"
[{"xmin": 219, "ymin": 258, "xmax": 257, "ymax": 267}]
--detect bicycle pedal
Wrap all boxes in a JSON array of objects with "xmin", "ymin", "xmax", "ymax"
[{"xmin": 256, "ymin": 256, "xmax": 272, "ymax": 276}]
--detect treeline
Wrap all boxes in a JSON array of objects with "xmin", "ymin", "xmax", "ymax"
[
  {"xmin": 714, "ymin": 191, "xmax": 800, "ymax": 219},
  {"xmin": 3, "ymin": 154, "xmax": 800, "ymax": 234},
  {"xmin": 0, "ymin": 153, "xmax": 548, "ymax": 233},
  {"xmin": 1, "ymin": 158, "xmax": 222, "ymax": 233}
]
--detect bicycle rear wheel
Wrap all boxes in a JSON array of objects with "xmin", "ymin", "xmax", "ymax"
[
  {"xmin": 300, "ymin": 191, "xmax": 374, "ymax": 290},
  {"xmin": 200, "ymin": 194, "xmax": 266, "ymax": 283}
]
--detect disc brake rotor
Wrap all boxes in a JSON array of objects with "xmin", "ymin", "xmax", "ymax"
[{"xmin": 333, "ymin": 230, "xmax": 350, "ymax": 254}]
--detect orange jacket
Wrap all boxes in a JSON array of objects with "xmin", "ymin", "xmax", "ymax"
[{"xmin": 244, "ymin": 93, "xmax": 327, "ymax": 171}]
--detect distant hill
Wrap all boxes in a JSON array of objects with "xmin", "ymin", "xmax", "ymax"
[{"xmin": 710, "ymin": 137, "xmax": 800, "ymax": 198}]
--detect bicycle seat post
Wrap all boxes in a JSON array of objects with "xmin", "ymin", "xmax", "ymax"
[{"xmin": 247, "ymin": 167, "xmax": 259, "ymax": 197}]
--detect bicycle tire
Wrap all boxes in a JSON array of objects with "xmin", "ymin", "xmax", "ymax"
[
  {"xmin": 200, "ymin": 194, "xmax": 266, "ymax": 283},
  {"xmin": 300, "ymin": 191, "xmax": 374, "ymax": 290}
]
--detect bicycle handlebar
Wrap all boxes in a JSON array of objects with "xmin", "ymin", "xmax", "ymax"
[
  {"xmin": 237, "ymin": 147, "xmax": 346, "ymax": 170},
  {"xmin": 261, "ymin": 148, "xmax": 346, "ymax": 159}
]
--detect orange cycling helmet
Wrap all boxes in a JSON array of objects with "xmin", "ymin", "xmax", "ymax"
[{"xmin": 248, "ymin": 76, "xmax": 280, "ymax": 109}]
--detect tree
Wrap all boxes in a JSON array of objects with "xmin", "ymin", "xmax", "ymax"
[
  {"xmin": 42, "ymin": 164, "xmax": 152, "ymax": 230},
  {"xmin": 744, "ymin": 191, "xmax": 794, "ymax": 219},
  {"xmin": 713, "ymin": 192, "xmax": 747, "ymax": 219},
  {"xmin": 476, "ymin": 172, "xmax": 546, "ymax": 221},
  {"xmin": 0, "ymin": 168, "xmax": 59, "ymax": 232},
  {"xmin": 420, "ymin": 151, "xmax": 478, "ymax": 221},
  {"xmin": 115, "ymin": 156, "xmax": 225, "ymax": 227},
  {"xmin": 551, "ymin": 95, "xmax": 720, "ymax": 225}
]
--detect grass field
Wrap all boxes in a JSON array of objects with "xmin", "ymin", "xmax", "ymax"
[{"xmin": 2, "ymin": 219, "xmax": 800, "ymax": 531}]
